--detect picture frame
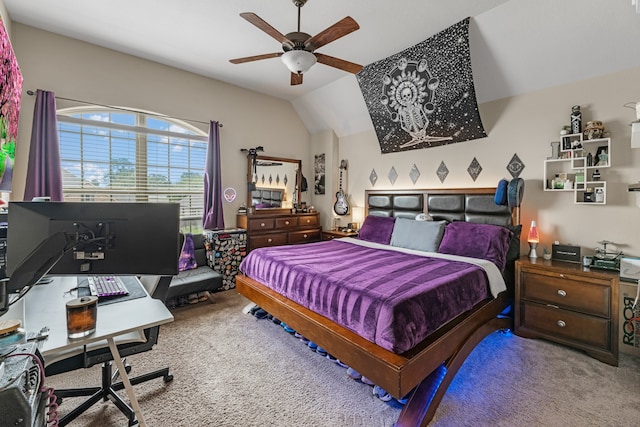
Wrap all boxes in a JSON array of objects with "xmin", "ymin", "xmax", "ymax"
[
  {"xmin": 594, "ymin": 146, "xmax": 608, "ymax": 166},
  {"xmin": 560, "ymin": 134, "xmax": 581, "ymax": 152}
]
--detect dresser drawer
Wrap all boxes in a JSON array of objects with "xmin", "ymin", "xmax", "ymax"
[
  {"xmin": 251, "ymin": 233, "xmax": 287, "ymax": 249},
  {"xmin": 521, "ymin": 301, "xmax": 610, "ymax": 350},
  {"xmin": 288, "ymin": 229, "xmax": 321, "ymax": 244},
  {"xmin": 247, "ymin": 218, "xmax": 276, "ymax": 232},
  {"xmin": 276, "ymin": 217, "xmax": 298, "ymax": 229},
  {"xmin": 521, "ymin": 270, "xmax": 610, "ymax": 317},
  {"xmin": 297, "ymin": 215, "xmax": 318, "ymax": 227}
]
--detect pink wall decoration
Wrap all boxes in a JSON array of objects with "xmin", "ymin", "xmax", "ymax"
[{"xmin": 0, "ymin": 16, "xmax": 23, "ymax": 192}]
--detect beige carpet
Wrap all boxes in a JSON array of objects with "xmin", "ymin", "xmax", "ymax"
[{"xmin": 46, "ymin": 290, "xmax": 640, "ymax": 426}]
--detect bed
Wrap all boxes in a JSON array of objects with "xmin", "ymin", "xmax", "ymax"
[{"xmin": 236, "ymin": 187, "xmax": 521, "ymax": 426}]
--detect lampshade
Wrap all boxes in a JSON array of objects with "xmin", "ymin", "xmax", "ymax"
[
  {"xmin": 351, "ymin": 206, "xmax": 365, "ymax": 228},
  {"xmin": 632, "ymin": 122, "xmax": 640, "ymax": 148},
  {"xmin": 527, "ymin": 220, "xmax": 539, "ymax": 243},
  {"xmin": 281, "ymin": 50, "xmax": 317, "ymax": 74}
]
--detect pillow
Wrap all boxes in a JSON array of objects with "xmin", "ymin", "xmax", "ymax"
[
  {"xmin": 358, "ymin": 215, "xmax": 395, "ymax": 245},
  {"xmin": 504, "ymin": 224, "xmax": 522, "ymax": 264},
  {"xmin": 494, "ymin": 179, "xmax": 509, "ymax": 206},
  {"xmin": 438, "ymin": 222, "xmax": 513, "ymax": 271},
  {"xmin": 415, "ymin": 213, "xmax": 433, "ymax": 221},
  {"xmin": 390, "ymin": 218, "xmax": 447, "ymax": 252},
  {"xmin": 178, "ymin": 233, "xmax": 198, "ymax": 271}
]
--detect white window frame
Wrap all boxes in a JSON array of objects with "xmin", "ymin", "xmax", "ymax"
[{"xmin": 57, "ymin": 106, "xmax": 208, "ymax": 232}]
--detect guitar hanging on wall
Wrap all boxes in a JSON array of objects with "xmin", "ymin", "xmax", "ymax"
[{"xmin": 333, "ymin": 160, "xmax": 350, "ymax": 216}]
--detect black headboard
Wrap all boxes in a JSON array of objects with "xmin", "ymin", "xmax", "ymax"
[
  {"xmin": 365, "ymin": 188, "xmax": 518, "ymax": 226},
  {"xmin": 365, "ymin": 188, "xmax": 521, "ymax": 293}
]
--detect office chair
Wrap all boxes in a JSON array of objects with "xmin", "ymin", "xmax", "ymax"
[{"xmin": 46, "ymin": 276, "xmax": 174, "ymax": 427}]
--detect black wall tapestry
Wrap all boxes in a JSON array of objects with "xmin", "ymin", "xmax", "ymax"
[{"xmin": 356, "ymin": 18, "xmax": 486, "ymax": 154}]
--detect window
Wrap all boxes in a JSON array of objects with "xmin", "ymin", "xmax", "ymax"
[{"xmin": 57, "ymin": 107, "xmax": 208, "ymax": 233}]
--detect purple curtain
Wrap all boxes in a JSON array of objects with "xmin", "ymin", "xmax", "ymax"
[
  {"xmin": 23, "ymin": 90, "xmax": 63, "ymax": 201},
  {"xmin": 202, "ymin": 120, "xmax": 224, "ymax": 230}
]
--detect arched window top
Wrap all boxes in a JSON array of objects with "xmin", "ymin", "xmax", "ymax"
[{"xmin": 57, "ymin": 106, "xmax": 208, "ymax": 139}]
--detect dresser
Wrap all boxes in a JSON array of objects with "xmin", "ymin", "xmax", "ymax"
[
  {"xmin": 237, "ymin": 211, "xmax": 321, "ymax": 251},
  {"xmin": 514, "ymin": 257, "xmax": 619, "ymax": 366}
]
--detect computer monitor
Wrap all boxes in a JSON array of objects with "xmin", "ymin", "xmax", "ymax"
[{"xmin": 0, "ymin": 202, "xmax": 180, "ymax": 316}]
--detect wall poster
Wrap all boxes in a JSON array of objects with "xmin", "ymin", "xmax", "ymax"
[
  {"xmin": 0, "ymin": 16, "xmax": 22, "ymax": 191},
  {"xmin": 314, "ymin": 153, "xmax": 325, "ymax": 195},
  {"xmin": 356, "ymin": 18, "xmax": 486, "ymax": 154}
]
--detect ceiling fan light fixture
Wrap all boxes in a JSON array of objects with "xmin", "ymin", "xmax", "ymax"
[{"xmin": 281, "ymin": 50, "xmax": 317, "ymax": 74}]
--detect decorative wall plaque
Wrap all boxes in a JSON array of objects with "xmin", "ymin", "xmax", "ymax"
[{"xmin": 467, "ymin": 157, "xmax": 482, "ymax": 181}]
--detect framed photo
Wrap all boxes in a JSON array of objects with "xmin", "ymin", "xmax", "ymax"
[
  {"xmin": 594, "ymin": 146, "xmax": 608, "ymax": 166},
  {"xmin": 561, "ymin": 134, "xmax": 581, "ymax": 152}
]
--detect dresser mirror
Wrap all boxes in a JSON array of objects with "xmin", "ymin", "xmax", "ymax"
[{"xmin": 247, "ymin": 155, "xmax": 301, "ymax": 212}]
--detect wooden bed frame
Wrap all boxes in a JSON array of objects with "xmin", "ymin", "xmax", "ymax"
[{"xmin": 236, "ymin": 187, "xmax": 520, "ymax": 426}]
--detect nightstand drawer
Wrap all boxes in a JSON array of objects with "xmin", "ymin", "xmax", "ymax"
[
  {"xmin": 522, "ymin": 301, "xmax": 610, "ymax": 350},
  {"xmin": 521, "ymin": 270, "xmax": 610, "ymax": 317}
]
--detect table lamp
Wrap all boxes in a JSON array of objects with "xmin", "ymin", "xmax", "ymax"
[
  {"xmin": 351, "ymin": 206, "xmax": 365, "ymax": 230},
  {"xmin": 528, "ymin": 220, "xmax": 539, "ymax": 259}
]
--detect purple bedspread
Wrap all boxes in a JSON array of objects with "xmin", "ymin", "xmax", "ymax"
[{"xmin": 239, "ymin": 240, "xmax": 490, "ymax": 354}]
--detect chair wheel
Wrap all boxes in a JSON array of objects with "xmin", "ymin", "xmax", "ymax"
[
  {"xmin": 56, "ymin": 396, "xmax": 63, "ymax": 405},
  {"xmin": 163, "ymin": 374, "xmax": 174, "ymax": 383},
  {"xmin": 125, "ymin": 365, "xmax": 132, "ymax": 374}
]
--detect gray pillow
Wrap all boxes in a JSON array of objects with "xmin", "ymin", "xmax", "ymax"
[{"xmin": 390, "ymin": 218, "xmax": 447, "ymax": 252}]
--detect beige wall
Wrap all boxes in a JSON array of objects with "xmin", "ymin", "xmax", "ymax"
[
  {"xmin": 339, "ymin": 67, "xmax": 640, "ymax": 257},
  {"xmin": 9, "ymin": 23, "xmax": 312, "ymax": 228},
  {"xmin": 309, "ymin": 130, "xmax": 339, "ymax": 230}
]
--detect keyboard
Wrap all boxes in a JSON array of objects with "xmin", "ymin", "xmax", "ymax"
[{"xmin": 87, "ymin": 275, "xmax": 129, "ymax": 298}]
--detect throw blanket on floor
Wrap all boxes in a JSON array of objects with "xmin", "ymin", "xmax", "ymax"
[{"xmin": 240, "ymin": 239, "xmax": 504, "ymax": 354}]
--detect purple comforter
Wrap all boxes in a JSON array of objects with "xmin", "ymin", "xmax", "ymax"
[{"xmin": 240, "ymin": 240, "xmax": 491, "ymax": 354}]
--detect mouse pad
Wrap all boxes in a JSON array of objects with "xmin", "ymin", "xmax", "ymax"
[{"xmin": 77, "ymin": 276, "xmax": 147, "ymax": 306}]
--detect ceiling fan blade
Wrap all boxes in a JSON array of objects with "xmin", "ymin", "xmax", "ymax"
[
  {"xmin": 290, "ymin": 72, "xmax": 303, "ymax": 86},
  {"xmin": 315, "ymin": 53, "xmax": 363, "ymax": 74},
  {"xmin": 240, "ymin": 12, "xmax": 293, "ymax": 48},
  {"xmin": 230, "ymin": 52, "xmax": 282, "ymax": 64},
  {"xmin": 305, "ymin": 16, "xmax": 359, "ymax": 50}
]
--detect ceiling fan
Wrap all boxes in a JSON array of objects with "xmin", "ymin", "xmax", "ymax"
[{"xmin": 229, "ymin": 0, "xmax": 363, "ymax": 86}]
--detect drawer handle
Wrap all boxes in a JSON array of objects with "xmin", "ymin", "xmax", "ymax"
[
  {"xmin": 559, "ymin": 274, "xmax": 565, "ymax": 278},
  {"xmin": 306, "ymin": 219, "xmax": 310, "ymax": 223},
  {"xmin": 285, "ymin": 220, "xmax": 290, "ymax": 225},
  {"xmin": 556, "ymin": 320, "xmax": 566, "ymax": 328},
  {"xmin": 260, "ymin": 222, "xmax": 266, "ymax": 227},
  {"xmin": 267, "ymin": 238, "xmax": 272, "ymax": 243},
  {"xmin": 546, "ymin": 304, "xmax": 559, "ymax": 309},
  {"xmin": 557, "ymin": 289, "xmax": 567, "ymax": 297},
  {"xmin": 303, "ymin": 234, "xmax": 308, "ymax": 238}
]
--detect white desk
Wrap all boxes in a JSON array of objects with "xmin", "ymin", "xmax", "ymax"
[{"xmin": 21, "ymin": 276, "xmax": 173, "ymax": 426}]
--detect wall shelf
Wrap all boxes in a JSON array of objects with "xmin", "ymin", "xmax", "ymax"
[{"xmin": 544, "ymin": 134, "xmax": 610, "ymax": 204}]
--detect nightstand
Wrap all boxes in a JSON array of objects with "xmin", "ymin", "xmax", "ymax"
[
  {"xmin": 321, "ymin": 229, "xmax": 359, "ymax": 241},
  {"xmin": 514, "ymin": 257, "xmax": 619, "ymax": 366}
]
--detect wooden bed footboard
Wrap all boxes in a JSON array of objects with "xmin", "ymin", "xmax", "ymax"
[{"xmin": 236, "ymin": 274, "xmax": 512, "ymax": 426}]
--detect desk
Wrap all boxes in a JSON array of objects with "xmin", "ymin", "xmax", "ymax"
[{"xmin": 22, "ymin": 276, "xmax": 173, "ymax": 426}]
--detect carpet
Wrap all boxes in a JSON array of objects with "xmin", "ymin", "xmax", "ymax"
[{"xmin": 46, "ymin": 290, "xmax": 640, "ymax": 426}]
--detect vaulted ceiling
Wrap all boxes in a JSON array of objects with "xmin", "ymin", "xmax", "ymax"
[{"xmin": 5, "ymin": 0, "xmax": 640, "ymax": 137}]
